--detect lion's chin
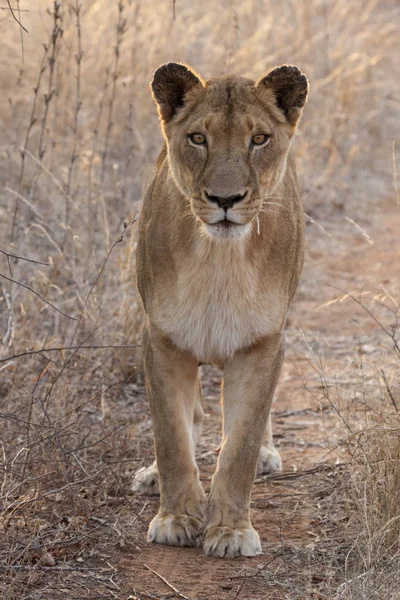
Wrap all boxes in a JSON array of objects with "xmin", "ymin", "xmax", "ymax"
[{"xmin": 203, "ymin": 219, "xmax": 252, "ymax": 241}]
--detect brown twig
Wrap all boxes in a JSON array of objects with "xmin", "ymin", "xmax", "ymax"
[
  {"xmin": 51, "ymin": 372, "xmax": 137, "ymax": 430},
  {"xmin": 131, "ymin": 590, "xmax": 174, "ymax": 600},
  {"xmin": 4, "ymin": 468, "xmax": 110, "ymax": 513},
  {"xmin": 11, "ymin": 46, "xmax": 49, "ymax": 240},
  {"xmin": 100, "ymin": 0, "xmax": 126, "ymax": 184},
  {"xmin": 6, "ymin": 0, "xmax": 28, "ymax": 32},
  {"xmin": 0, "ymin": 248, "xmax": 50, "ymax": 267},
  {"xmin": 328, "ymin": 283, "xmax": 400, "ymax": 355},
  {"xmin": 16, "ymin": 0, "xmax": 25, "ymax": 62},
  {"xmin": 246, "ymin": 552, "xmax": 283, "ymax": 577},
  {"xmin": 86, "ymin": 69, "xmax": 107, "ymax": 255},
  {"xmin": 65, "ymin": 0, "xmax": 83, "ymax": 226},
  {"xmin": 22, "ymin": 148, "xmax": 76, "ymax": 209},
  {"xmin": 254, "ymin": 462, "xmax": 345, "ymax": 484},
  {"xmin": 393, "ymin": 140, "xmax": 399, "ymax": 205},
  {"xmin": 234, "ymin": 573, "xmax": 247, "ymax": 599},
  {"xmin": 27, "ymin": 1, "xmax": 63, "ymax": 203},
  {"xmin": 6, "ymin": 186, "xmax": 47, "ymax": 225},
  {"xmin": 68, "ymin": 215, "xmax": 137, "ymax": 347},
  {"xmin": 381, "ymin": 369, "xmax": 398, "ymax": 412},
  {"xmin": 143, "ymin": 564, "xmax": 191, "ymax": 600},
  {"xmin": 1, "ymin": 285, "xmax": 14, "ymax": 346},
  {"xmin": 0, "ymin": 344, "xmax": 141, "ymax": 365},
  {"xmin": 42, "ymin": 325, "xmax": 101, "ymax": 410},
  {"xmin": 305, "ymin": 211, "xmax": 335, "ymax": 239},
  {"xmin": 0, "ymin": 564, "xmax": 115, "ymax": 573},
  {"xmin": 0, "ymin": 272, "xmax": 76, "ymax": 320}
]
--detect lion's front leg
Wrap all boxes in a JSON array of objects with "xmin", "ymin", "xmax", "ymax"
[
  {"xmin": 132, "ymin": 374, "xmax": 204, "ymax": 497},
  {"xmin": 143, "ymin": 325, "xmax": 205, "ymax": 547},
  {"xmin": 203, "ymin": 334, "xmax": 284, "ymax": 558}
]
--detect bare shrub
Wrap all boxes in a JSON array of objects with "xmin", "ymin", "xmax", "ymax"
[{"xmin": 301, "ymin": 288, "xmax": 400, "ymax": 598}]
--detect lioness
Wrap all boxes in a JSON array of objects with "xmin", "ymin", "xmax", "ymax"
[{"xmin": 133, "ymin": 62, "xmax": 308, "ymax": 558}]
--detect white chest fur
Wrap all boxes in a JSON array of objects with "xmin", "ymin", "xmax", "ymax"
[{"xmin": 155, "ymin": 238, "xmax": 285, "ymax": 363}]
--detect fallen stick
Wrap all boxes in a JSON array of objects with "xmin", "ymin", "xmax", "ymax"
[
  {"xmin": 254, "ymin": 462, "xmax": 345, "ymax": 484},
  {"xmin": 143, "ymin": 563, "xmax": 191, "ymax": 600}
]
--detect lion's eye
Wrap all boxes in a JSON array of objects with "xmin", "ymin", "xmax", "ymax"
[
  {"xmin": 252, "ymin": 134, "xmax": 271, "ymax": 146},
  {"xmin": 189, "ymin": 133, "xmax": 206, "ymax": 145}
]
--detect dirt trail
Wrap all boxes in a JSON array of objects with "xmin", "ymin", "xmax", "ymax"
[{"xmin": 120, "ymin": 197, "xmax": 400, "ymax": 599}]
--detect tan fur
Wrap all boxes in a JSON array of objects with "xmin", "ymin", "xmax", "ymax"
[{"xmin": 134, "ymin": 63, "xmax": 308, "ymax": 557}]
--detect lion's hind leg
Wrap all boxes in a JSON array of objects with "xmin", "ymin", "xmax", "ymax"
[
  {"xmin": 256, "ymin": 412, "xmax": 282, "ymax": 476},
  {"xmin": 132, "ymin": 460, "xmax": 159, "ymax": 495}
]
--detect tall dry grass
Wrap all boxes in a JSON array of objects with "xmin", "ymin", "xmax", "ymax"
[
  {"xmin": 1, "ymin": 1, "xmax": 399, "ymax": 598},
  {"xmin": 301, "ymin": 289, "xmax": 400, "ymax": 598},
  {"xmin": 1, "ymin": 0, "xmax": 398, "ymax": 358}
]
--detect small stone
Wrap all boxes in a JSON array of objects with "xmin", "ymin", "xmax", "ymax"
[{"xmin": 38, "ymin": 552, "xmax": 56, "ymax": 567}]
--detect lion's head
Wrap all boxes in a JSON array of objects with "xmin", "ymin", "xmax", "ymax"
[{"xmin": 151, "ymin": 63, "xmax": 308, "ymax": 240}]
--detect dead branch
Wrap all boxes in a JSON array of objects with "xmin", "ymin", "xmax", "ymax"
[
  {"xmin": 6, "ymin": 0, "xmax": 28, "ymax": 32},
  {"xmin": 22, "ymin": 148, "xmax": 76, "ymax": 210},
  {"xmin": 42, "ymin": 324, "xmax": 101, "ymax": 407},
  {"xmin": 0, "ymin": 564, "xmax": 114, "ymax": 573},
  {"xmin": 0, "ymin": 272, "xmax": 76, "ymax": 320},
  {"xmin": 143, "ymin": 564, "xmax": 191, "ymax": 600},
  {"xmin": 0, "ymin": 344, "xmax": 141, "ymax": 365},
  {"xmin": 254, "ymin": 462, "xmax": 345, "ymax": 484},
  {"xmin": 11, "ymin": 44, "xmax": 49, "ymax": 239},
  {"xmin": 328, "ymin": 283, "xmax": 400, "ymax": 355},
  {"xmin": 69, "ymin": 215, "xmax": 137, "ymax": 346},
  {"xmin": 100, "ymin": 0, "xmax": 126, "ymax": 184},
  {"xmin": 65, "ymin": 0, "xmax": 83, "ymax": 226},
  {"xmin": 6, "ymin": 186, "xmax": 47, "ymax": 225},
  {"xmin": 0, "ymin": 248, "xmax": 50, "ymax": 267},
  {"xmin": 381, "ymin": 369, "xmax": 399, "ymax": 412},
  {"xmin": 3, "ymin": 468, "xmax": 110, "ymax": 515}
]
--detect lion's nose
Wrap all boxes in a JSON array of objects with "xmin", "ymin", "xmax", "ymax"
[{"xmin": 205, "ymin": 191, "xmax": 247, "ymax": 211}]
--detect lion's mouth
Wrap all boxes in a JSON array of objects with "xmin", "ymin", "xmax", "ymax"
[
  {"xmin": 214, "ymin": 218, "xmax": 237, "ymax": 228},
  {"xmin": 202, "ymin": 215, "xmax": 252, "ymax": 240}
]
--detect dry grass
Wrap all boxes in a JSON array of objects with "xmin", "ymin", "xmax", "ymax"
[
  {"xmin": 1, "ymin": 1, "xmax": 400, "ymax": 598},
  {"xmin": 301, "ymin": 289, "xmax": 400, "ymax": 598}
]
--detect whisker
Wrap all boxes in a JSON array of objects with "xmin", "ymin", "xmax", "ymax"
[
  {"xmin": 178, "ymin": 207, "xmax": 197, "ymax": 222},
  {"xmin": 259, "ymin": 207, "xmax": 292, "ymax": 217},
  {"xmin": 257, "ymin": 194, "xmax": 285, "ymax": 201},
  {"xmin": 262, "ymin": 201, "xmax": 292, "ymax": 214}
]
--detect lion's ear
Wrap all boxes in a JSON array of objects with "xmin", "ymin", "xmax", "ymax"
[
  {"xmin": 151, "ymin": 63, "xmax": 203, "ymax": 122},
  {"xmin": 257, "ymin": 65, "xmax": 308, "ymax": 126}
]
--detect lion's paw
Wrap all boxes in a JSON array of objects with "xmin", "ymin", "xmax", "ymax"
[
  {"xmin": 132, "ymin": 464, "xmax": 159, "ymax": 495},
  {"xmin": 257, "ymin": 445, "xmax": 282, "ymax": 476},
  {"xmin": 148, "ymin": 513, "xmax": 202, "ymax": 547},
  {"xmin": 203, "ymin": 525, "xmax": 262, "ymax": 558}
]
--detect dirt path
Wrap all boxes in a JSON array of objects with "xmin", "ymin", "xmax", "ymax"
[{"xmin": 119, "ymin": 196, "xmax": 400, "ymax": 599}]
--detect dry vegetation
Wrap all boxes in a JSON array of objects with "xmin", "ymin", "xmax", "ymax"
[{"xmin": 1, "ymin": 1, "xmax": 399, "ymax": 599}]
